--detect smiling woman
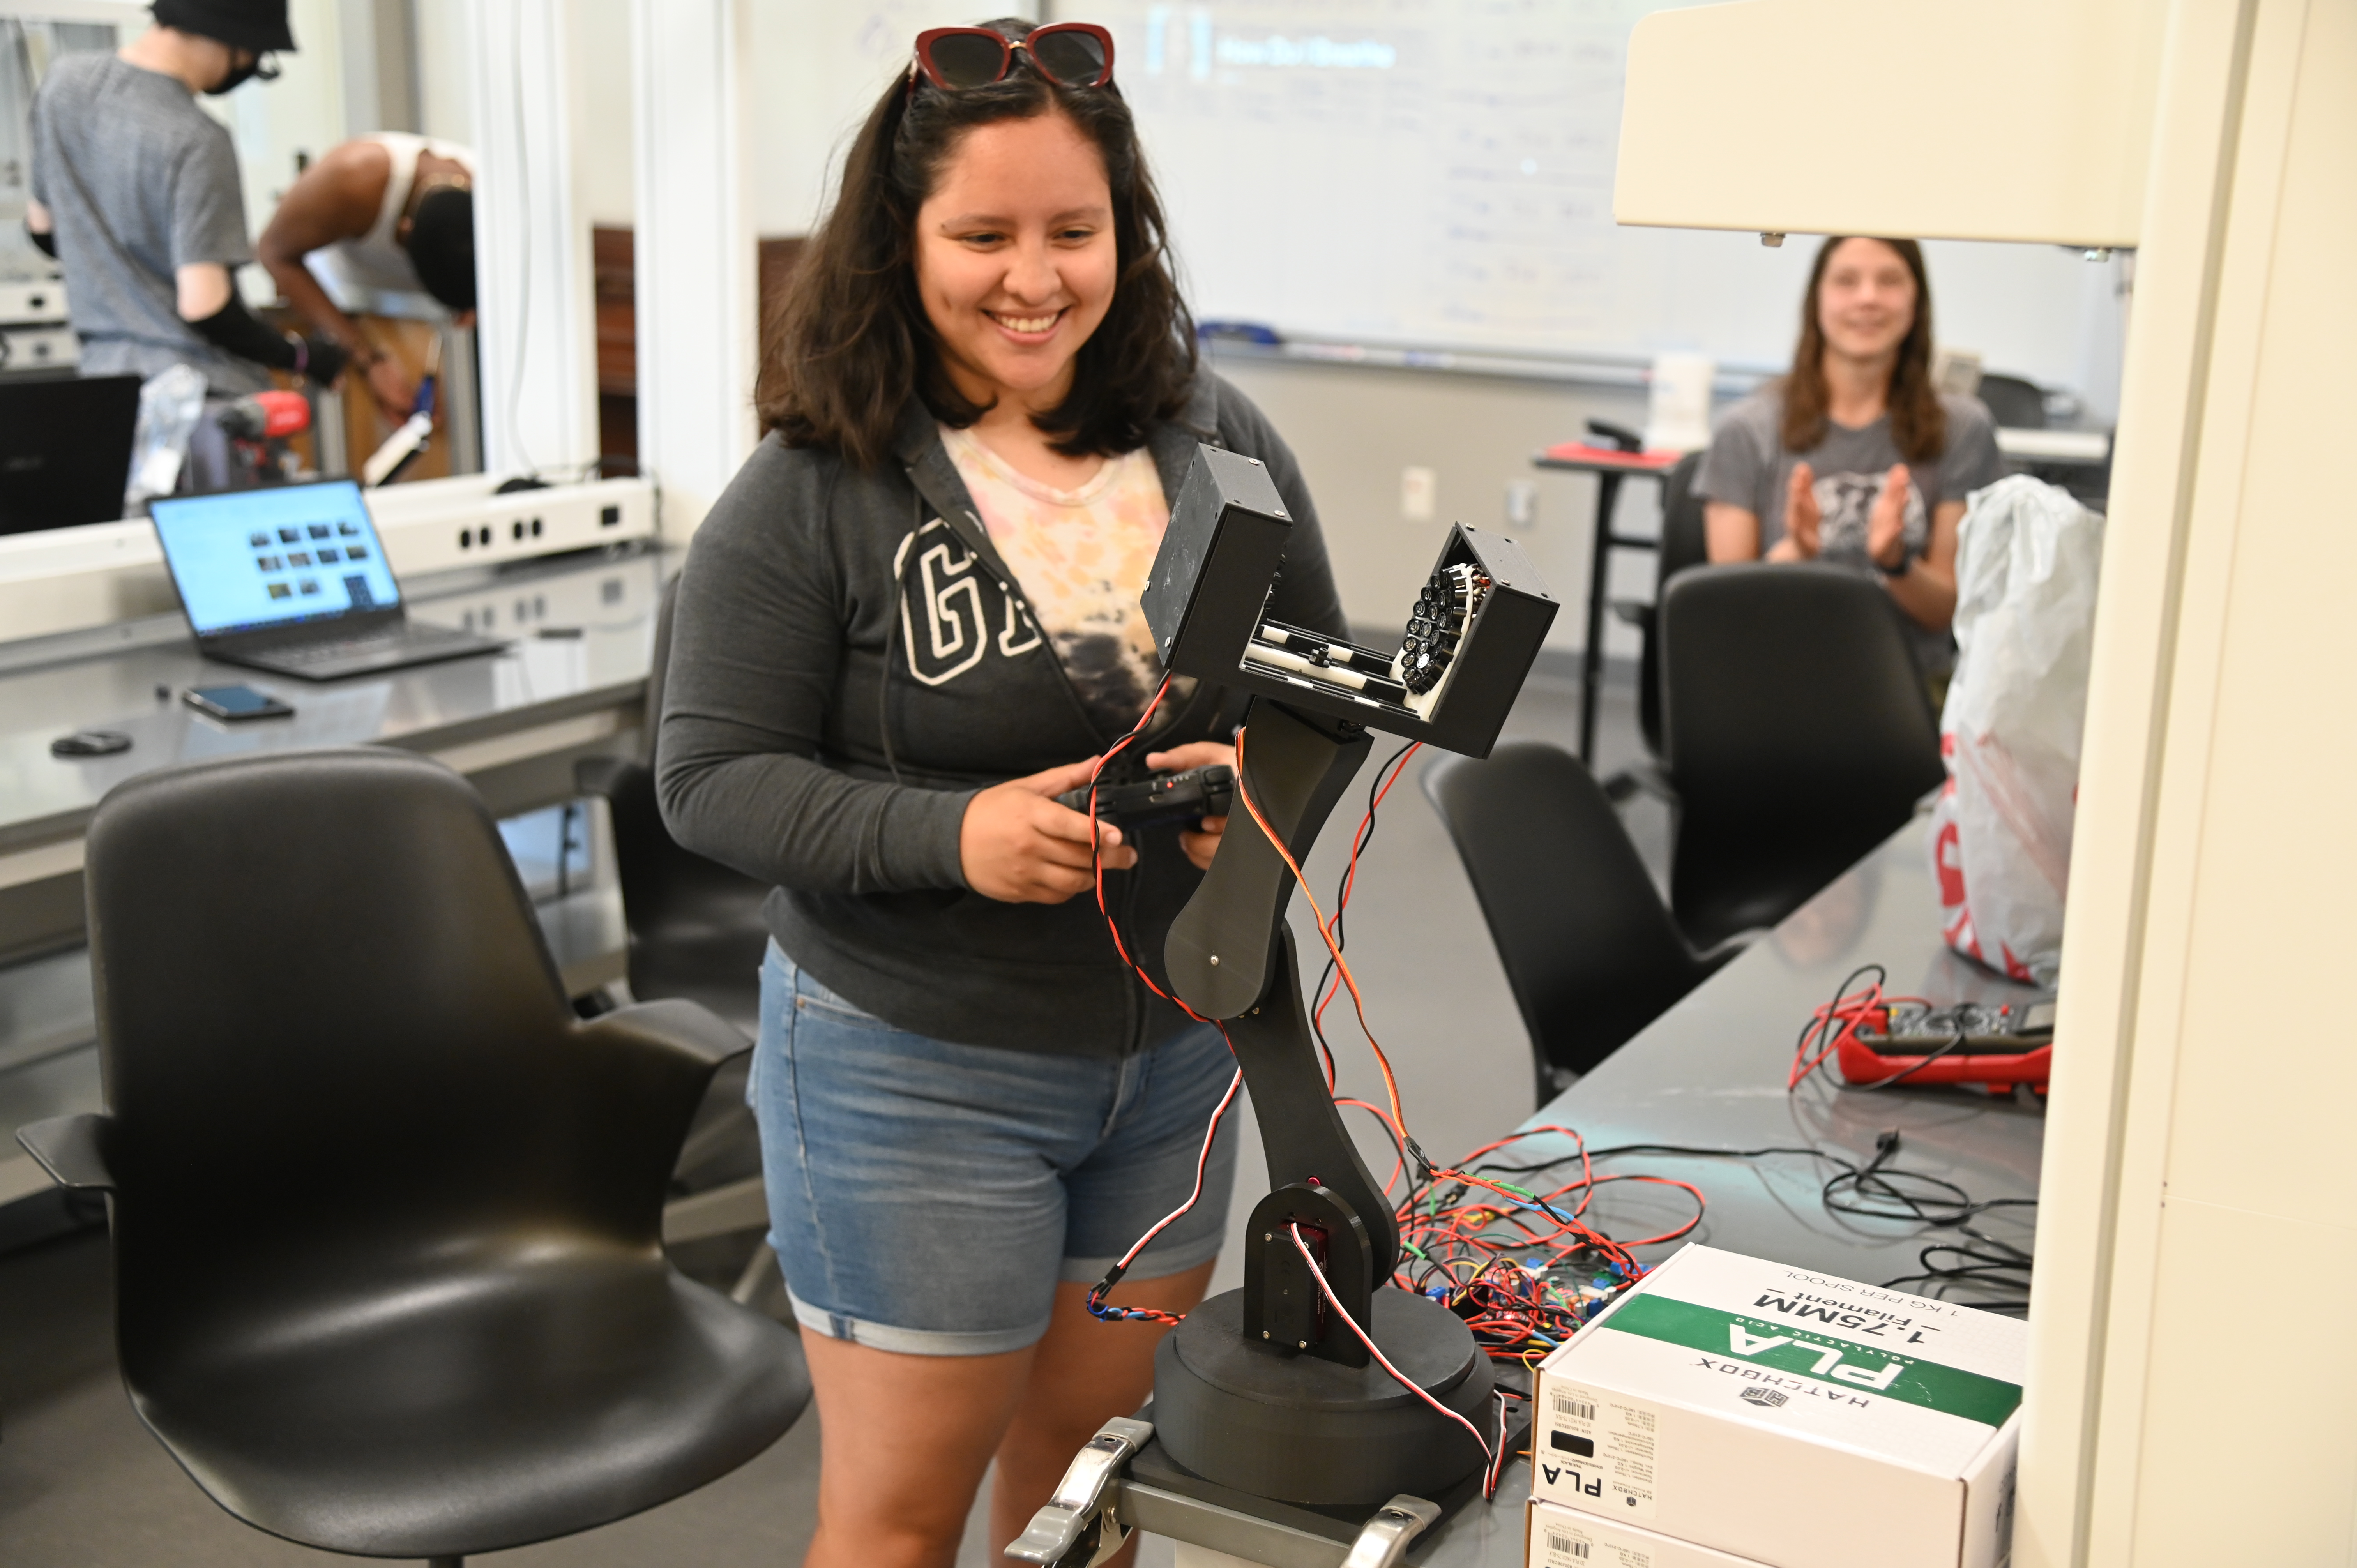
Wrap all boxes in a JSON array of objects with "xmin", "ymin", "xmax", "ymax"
[
  {"xmin": 756, "ymin": 22, "xmax": 1196, "ymax": 473},
  {"xmin": 1695, "ymin": 236, "xmax": 2003, "ymax": 677},
  {"xmin": 657, "ymin": 16, "xmax": 1348, "ymax": 1568}
]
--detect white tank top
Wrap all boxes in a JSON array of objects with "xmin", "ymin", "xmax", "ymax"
[{"xmin": 303, "ymin": 132, "xmax": 475, "ymax": 320}]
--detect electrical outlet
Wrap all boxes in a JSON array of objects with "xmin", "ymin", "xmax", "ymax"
[
  {"xmin": 1401, "ymin": 466, "xmax": 1436, "ymax": 523},
  {"xmin": 1505, "ymin": 480, "xmax": 1538, "ymax": 528}
]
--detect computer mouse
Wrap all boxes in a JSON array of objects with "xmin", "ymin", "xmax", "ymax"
[{"xmin": 51, "ymin": 729, "xmax": 131, "ymax": 758}]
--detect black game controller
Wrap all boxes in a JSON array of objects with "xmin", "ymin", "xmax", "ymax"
[{"xmin": 1057, "ymin": 765, "xmax": 1236, "ymax": 829}]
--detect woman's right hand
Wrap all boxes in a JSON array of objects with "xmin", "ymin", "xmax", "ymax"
[
  {"xmin": 1775, "ymin": 461, "xmax": 1823, "ymax": 560},
  {"xmin": 959, "ymin": 759, "xmax": 1137, "ymax": 904}
]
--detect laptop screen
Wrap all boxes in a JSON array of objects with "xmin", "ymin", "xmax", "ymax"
[{"xmin": 150, "ymin": 481, "xmax": 403, "ymax": 639}]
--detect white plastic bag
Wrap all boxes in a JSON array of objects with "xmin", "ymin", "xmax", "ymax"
[
  {"xmin": 1929, "ymin": 476, "xmax": 2105, "ymax": 985},
  {"xmin": 123, "ymin": 363, "xmax": 208, "ymax": 512}
]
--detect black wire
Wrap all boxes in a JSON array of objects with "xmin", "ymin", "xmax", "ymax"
[
  {"xmin": 1455, "ymin": 1129, "xmax": 2038, "ymax": 1308},
  {"xmin": 1846, "ymin": 1017, "xmax": 1976, "ymax": 1090},
  {"xmin": 1789, "ymin": 963, "xmax": 1887, "ymax": 1089}
]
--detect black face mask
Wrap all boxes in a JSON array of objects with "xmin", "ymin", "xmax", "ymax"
[{"xmin": 205, "ymin": 52, "xmax": 279, "ymax": 95}]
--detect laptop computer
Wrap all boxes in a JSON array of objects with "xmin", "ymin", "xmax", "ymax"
[
  {"xmin": 149, "ymin": 479, "xmax": 507, "ymax": 680},
  {"xmin": 0, "ymin": 373, "xmax": 142, "ymax": 535}
]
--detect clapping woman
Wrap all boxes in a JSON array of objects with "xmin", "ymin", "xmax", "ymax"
[{"xmin": 1697, "ymin": 235, "xmax": 2002, "ymax": 680}]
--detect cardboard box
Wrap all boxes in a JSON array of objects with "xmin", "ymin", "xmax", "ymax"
[
  {"xmin": 1529, "ymin": 1499, "xmax": 1774, "ymax": 1566},
  {"xmin": 1532, "ymin": 1246, "xmax": 2021, "ymax": 1568}
]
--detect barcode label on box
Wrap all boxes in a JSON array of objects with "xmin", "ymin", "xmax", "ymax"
[
  {"xmin": 1544, "ymin": 1527, "xmax": 1591, "ymax": 1558},
  {"xmin": 1553, "ymin": 1391, "xmax": 1597, "ymax": 1421}
]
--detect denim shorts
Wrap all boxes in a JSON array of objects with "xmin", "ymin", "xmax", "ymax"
[{"xmin": 752, "ymin": 941, "xmax": 1240, "ymax": 1356}]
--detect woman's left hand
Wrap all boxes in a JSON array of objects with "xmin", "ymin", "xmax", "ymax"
[
  {"xmin": 1145, "ymin": 741, "xmax": 1238, "ymax": 872},
  {"xmin": 1868, "ymin": 464, "xmax": 1913, "ymax": 570}
]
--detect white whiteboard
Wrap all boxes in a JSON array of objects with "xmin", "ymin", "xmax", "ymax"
[{"xmin": 1086, "ymin": 0, "xmax": 2127, "ymax": 403}]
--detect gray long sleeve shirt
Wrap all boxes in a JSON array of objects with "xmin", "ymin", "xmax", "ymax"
[{"xmin": 656, "ymin": 375, "xmax": 1347, "ymax": 1058}]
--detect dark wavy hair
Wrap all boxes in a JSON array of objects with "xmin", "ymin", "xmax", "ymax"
[
  {"xmin": 1779, "ymin": 236, "xmax": 1945, "ymax": 464},
  {"xmin": 756, "ymin": 18, "xmax": 1196, "ymax": 470}
]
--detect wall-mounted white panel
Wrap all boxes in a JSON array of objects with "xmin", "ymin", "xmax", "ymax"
[
  {"xmin": 465, "ymin": 0, "xmax": 599, "ymax": 477},
  {"xmin": 1617, "ymin": 0, "xmax": 2164, "ymax": 247},
  {"xmin": 631, "ymin": 0, "xmax": 754, "ymax": 541}
]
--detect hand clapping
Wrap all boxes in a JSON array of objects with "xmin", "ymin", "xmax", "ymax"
[
  {"xmin": 1867, "ymin": 464, "xmax": 1912, "ymax": 571},
  {"xmin": 1774, "ymin": 461, "xmax": 1823, "ymax": 560}
]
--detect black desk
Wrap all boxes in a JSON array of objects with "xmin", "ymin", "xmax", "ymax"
[
  {"xmin": 1128, "ymin": 808, "xmax": 2044, "ymax": 1566},
  {"xmin": 1528, "ymin": 449, "xmax": 1680, "ymax": 764}
]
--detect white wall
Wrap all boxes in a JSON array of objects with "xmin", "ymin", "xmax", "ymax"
[
  {"xmin": 743, "ymin": 0, "xmax": 1038, "ymax": 237},
  {"xmin": 572, "ymin": 0, "xmax": 633, "ymax": 225},
  {"xmin": 1212, "ymin": 352, "xmax": 1655, "ymax": 658},
  {"xmin": 414, "ymin": 0, "xmax": 471, "ymax": 143},
  {"xmin": 2024, "ymin": 1, "xmax": 2357, "ymax": 1561}
]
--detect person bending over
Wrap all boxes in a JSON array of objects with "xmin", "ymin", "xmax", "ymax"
[
  {"xmin": 655, "ymin": 18, "xmax": 1345, "ymax": 1568},
  {"xmin": 27, "ymin": 1, "xmax": 346, "ymax": 415},
  {"xmin": 1696, "ymin": 235, "xmax": 2001, "ymax": 680},
  {"xmin": 257, "ymin": 134, "xmax": 475, "ymax": 422}
]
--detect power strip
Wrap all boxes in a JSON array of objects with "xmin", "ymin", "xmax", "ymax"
[
  {"xmin": 0, "ymin": 279, "xmax": 69, "ymax": 325},
  {"xmin": 366, "ymin": 475, "xmax": 657, "ymax": 577},
  {"xmin": 0, "ymin": 325, "xmax": 77, "ymax": 372},
  {"xmin": 0, "ymin": 474, "xmax": 659, "ymax": 645}
]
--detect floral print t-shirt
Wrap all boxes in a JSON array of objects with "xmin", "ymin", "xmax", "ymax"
[{"xmin": 940, "ymin": 424, "xmax": 1175, "ymax": 736}]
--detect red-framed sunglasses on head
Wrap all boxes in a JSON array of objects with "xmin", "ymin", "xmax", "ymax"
[{"xmin": 910, "ymin": 22, "xmax": 1116, "ymax": 91}]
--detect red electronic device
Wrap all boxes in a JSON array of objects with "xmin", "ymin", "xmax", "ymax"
[
  {"xmin": 1538, "ymin": 440, "xmax": 1681, "ymax": 470},
  {"xmin": 1835, "ymin": 998, "xmax": 2055, "ymax": 1094},
  {"xmin": 219, "ymin": 389, "xmax": 312, "ymax": 440}
]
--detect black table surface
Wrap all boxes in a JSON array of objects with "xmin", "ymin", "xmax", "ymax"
[
  {"xmin": 1420, "ymin": 805, "xmax": 2041, "ymax": 1566},
  {"xmin": 1504, "ymin": 805, "xmax": 2043, "ymax": 1286},
  {"xmin": 1137, "ymin": 807, "xmax": 2046, "ymax": 1566}
]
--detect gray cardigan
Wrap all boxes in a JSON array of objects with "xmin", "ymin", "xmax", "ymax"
[{"xmin": 656, "ymin": 373, "xmax": 1347, "ymax": 1058}]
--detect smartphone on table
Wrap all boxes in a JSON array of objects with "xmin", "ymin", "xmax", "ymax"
[{"xmin": 184, "ymin": 684, "xmax": 295, "ymax": 722}]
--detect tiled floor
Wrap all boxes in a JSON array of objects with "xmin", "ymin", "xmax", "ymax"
[{"xmin": 0, "ymin": 670, "xmax": 1654, "ymax": 1568}]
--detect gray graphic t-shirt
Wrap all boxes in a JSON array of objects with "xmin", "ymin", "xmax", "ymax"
[
  {"xmin": 1696, "ymin": 387, "xmax": 2003, "ymax": 672},
  {"xmin": 29, "ymin": 51, "xmax": 269, "ymax": 394}
]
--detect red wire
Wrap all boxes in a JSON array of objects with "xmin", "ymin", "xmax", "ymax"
[
  {"xmin": 1289, "ymin": 1223, "xmax": 1495, "ymax": 1468},
  {"xmin": 1311, "ymin": 742, "xmax": 1422, "ymax": 1066},
  {"xmin": 1230, "ymin": 726, "xmax": 1407, "ymax": 1137},
  {"xmin": 1081, "ymin": 675, "xmax": 1235, "ymax": 1327},
  {"xmin": 1082, "ymin": 707, "xmax": 1695, "ymax": 1370},
  {"xmin": 1086, "ymin": 674, "xmax": 1216, "ymax": 1023},
  {"xmin": 1786, "ymin": 977, "xmax": 1934, "ymax": 1090},
  {"xmin": 1086, "ymin": 1066, "xmax": 1246, "ymax": 1328}
]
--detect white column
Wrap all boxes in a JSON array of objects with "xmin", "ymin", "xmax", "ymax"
[
  {"xmin": 464, "ymin": 0, "xmax": 600, "ymax": 479},
  {"xmin": 629, "ymin": 0, "xmax": 757, "ymax": 543}
]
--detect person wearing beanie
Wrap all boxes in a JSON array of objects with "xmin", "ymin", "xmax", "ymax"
[
  {"xmin": 257, "ymin": 134, "xmax": 476, "ymax": 424},
  {"xmin": 24, "ymin": 0, "xmax": 349, "ymax": 470}
]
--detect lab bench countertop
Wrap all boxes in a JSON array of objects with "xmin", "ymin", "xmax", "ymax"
[{"xmin": 0, "ymin": 544, "xmax": 671, "ymax": 858}]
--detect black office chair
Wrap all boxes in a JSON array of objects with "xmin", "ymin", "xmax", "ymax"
[
  {"xmin": 1974, "ymin": 373, "xmax": 2046, "ymax": 430},
  {"xmin": 1424, "ymin": 743, "xmax": 1737, "ymax": 1105},
  {"xmin": 1604, "ymin": 451, "xmax": 1709, "ymax": 797},
  {"xmin": 16, "ymin": 749, "xmax": 808, "ymax": 1566},
  {"xmin": 575, "ymin": 577, "xmax": 774, "ymax": 1277},
  {"xmin": 1658, "ymin": 563, "xmax": 1944, "ymax": 950},
  {"xmin": 578, "ymin": 576, "xmax": 773, "ymax": 1039}
]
